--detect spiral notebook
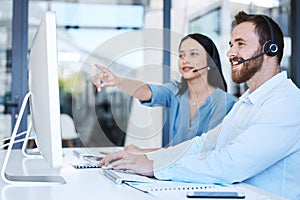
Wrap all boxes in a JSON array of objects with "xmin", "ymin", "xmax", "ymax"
[
  {"xmin": 126, "ymin": 180, "xmax": 219, "ymax": 193},
  {"xmin": 125, "ymin": 181, "xmax": 244, "ymax": 199}
]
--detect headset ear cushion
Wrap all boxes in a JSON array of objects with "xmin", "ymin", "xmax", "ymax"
[{"xmin": 264, "ymin": 41, "xmax": 279, "ymax": 56}]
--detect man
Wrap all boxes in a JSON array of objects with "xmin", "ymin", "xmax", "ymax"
[{"xmin": 99, "ymin": 11, "xmax": 300, "ymax": 199}]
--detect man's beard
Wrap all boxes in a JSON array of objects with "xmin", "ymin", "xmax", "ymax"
[{"xmin": 232, "ymin": 48, "xmax": 264, "ymax": 84}]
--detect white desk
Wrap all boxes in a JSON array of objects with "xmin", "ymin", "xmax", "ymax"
[{"xmin": 0, "ymin": 148, "xmax": 287, "ymax": 200}]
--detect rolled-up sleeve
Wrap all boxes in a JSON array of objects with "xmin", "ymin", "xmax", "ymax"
[{"xmin": 140, "ymin": 83, "xmax": 177, "ymax": 107}]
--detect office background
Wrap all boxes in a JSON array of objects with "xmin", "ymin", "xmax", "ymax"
[{"xmin": 0, "ymin": 0, "xmax": 299, "ymax": 149}]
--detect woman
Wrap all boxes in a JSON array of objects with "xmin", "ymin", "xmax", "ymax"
[{"xmin": 92, "ymin": 33, "xmax": 236, "ymax": 152}]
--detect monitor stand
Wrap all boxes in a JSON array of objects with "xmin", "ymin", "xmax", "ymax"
[
  {"xmin": 21, "ymin": 123, "xmax": 41, "ymax": 157},
  {"xmin": 0, "ymin": 92, "xmax": 66, "ymax": 185}
]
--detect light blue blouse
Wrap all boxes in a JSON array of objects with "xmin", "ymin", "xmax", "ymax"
[
  {"xmin": 141, "ymin": 81, "xmax": 236, "ymax": 145},
  {"xmin": 147, "ymin": 72, "xmax": 300, "ymax": 200}
]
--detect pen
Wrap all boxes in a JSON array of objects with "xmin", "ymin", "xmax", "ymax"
[{"xmin": 214, "ymin": 183, "xmax": 230, "ymax": 187}]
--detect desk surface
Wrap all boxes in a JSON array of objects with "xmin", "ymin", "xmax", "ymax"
[{"xmin": 0, "ymin": 148, "xmax": 287, "ymax": 200}]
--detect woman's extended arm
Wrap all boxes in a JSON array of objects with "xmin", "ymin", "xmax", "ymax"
[{"xmin": 92, "ymin": 64, "xmax": 152, "ymax": 101}]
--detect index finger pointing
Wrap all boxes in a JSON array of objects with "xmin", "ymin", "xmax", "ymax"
[{"xmin": 95, "ymin": 64, "xmax": 107, "ymax": 72}]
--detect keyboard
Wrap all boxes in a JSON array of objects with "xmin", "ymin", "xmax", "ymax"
[{"xmin": 102, "ymin": 169, "xmax": 154, "ymax": 184}]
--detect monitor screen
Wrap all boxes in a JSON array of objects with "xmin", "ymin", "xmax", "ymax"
[{"xmin": 28, "ymin": 11, "xmax": 63, "ymax": 169}]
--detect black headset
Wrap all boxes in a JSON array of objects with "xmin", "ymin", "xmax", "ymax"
[{"xmin": 261, "ymin": 15, "xmax": 279, "ymax": 57}]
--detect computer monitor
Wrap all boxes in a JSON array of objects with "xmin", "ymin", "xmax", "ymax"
[
  {"xmin": 27, "ymin": 11, "xmax": 62, "ymax": 169},
  {"xmin": 0, "ymin": 11, "xmax": 65, "ymax": 185}
]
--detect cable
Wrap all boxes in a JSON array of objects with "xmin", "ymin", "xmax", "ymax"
[
  {"xmin": 0, "ymin": 136, "xmax": 35, "ymax": 149},
  {"xmin": 2, "ymin": 130, "xmax": 28, "ymax": 143}
]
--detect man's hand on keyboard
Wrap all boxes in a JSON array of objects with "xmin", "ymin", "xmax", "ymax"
[{"xmin": 99, "ymin": 150, "xmax": 154, "ymax": 177}]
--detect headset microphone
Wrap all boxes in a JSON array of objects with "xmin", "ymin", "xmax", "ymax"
[
  {"xmin": 192, "ymin": 66, "xmax": 210, "ymax": 73},
  {"xmin": 233, "ymin": 51, "xmax": 267, "ymax": 65}
]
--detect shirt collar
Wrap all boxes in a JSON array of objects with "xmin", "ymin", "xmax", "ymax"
[{"xmin": 239, "ymin": 71, "xmax": 287, "ymax": 104}]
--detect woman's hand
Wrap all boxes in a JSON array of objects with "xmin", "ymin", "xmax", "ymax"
[{"xmin": 92, "ymin": 64, "xmax": 120, "ymax": 92}]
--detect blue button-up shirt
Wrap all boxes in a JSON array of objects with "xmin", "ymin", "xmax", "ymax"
[
  {"xmin": 141, "ymin": 81, "xmax": 236, "ymax": 145},
  {"xmin": 147, "ymin": 72, "xmax": 300, "ymax": 200}
]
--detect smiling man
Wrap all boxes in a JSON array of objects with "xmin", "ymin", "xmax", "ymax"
[{"xmin": 99, "ymin": 11, "xmax": 300, "ymax": 200}]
